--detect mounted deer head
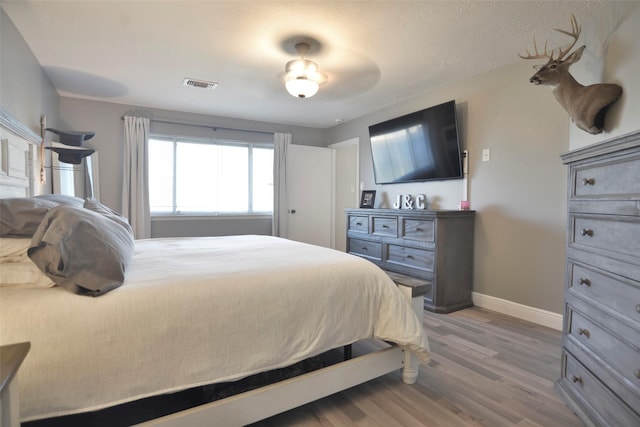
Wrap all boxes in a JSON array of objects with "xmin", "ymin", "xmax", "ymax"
[{"xmin": 519, "ymin": 14, "xmax": 622, "ymax": 135}]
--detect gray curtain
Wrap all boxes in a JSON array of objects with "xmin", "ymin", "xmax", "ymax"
[
  {"xmin": 122, "ymin": 116, "xmax": 150, "ymax": 239},
  {"xmin": 272, "ymin": 133, "xmax": 291, "ymax": 237}
]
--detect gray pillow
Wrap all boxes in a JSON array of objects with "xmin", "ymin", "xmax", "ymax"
[
  {"xmin": 83, "ymin": 197, "xmax": 128, "ymax": 225},
  {"xmin": 28, "ymin": 203, "xmax": 134, "ymax": 296},
  {"xmin": 0, "ymin": 195, "xmax": 84, "ymax": 237},
  {"xmin": 36, "ymin": 194, "xmax": 84, "ymax": 206}
]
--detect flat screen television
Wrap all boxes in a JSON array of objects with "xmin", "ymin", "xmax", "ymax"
[{"xmin": 368, "ymin": 100, "xmax": 463, "ymax": 184}]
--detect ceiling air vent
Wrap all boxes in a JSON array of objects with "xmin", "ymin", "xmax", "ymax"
[{"xmin": 182, "ymin": 78, "xmax": 218, "ymax": 90}]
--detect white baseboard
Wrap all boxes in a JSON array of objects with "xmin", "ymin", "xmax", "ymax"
[{"xmin": 471, "ymin": 292, "xmax": 563, "ymax": 331}]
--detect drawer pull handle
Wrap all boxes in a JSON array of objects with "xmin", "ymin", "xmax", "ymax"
[
  {"xmin": 580, "ymin": 229, "xmax": 593, "ymax": 237},
  {"xmin": 406, "ymin": 255, "xmax": 414, "ymax": 259},
  {"xmin": 571, "ymin": 375, "xmax": 583, "ymax": 385},
  {"xmin": 382, "ymin": 225, "xmax": 389, "ymax": 228},
  {"xmin": 578, "ymin": 278, "xmax": 591, "ymax": 286},
  {"xmin": 582, "ymin": 178, "xmax": 595, "ymax": 186},
  {"xmin": 577, "ymin": 328, "xmax": 590, "ymax": 338},
  {"xmin": 355, "ymin": 222, "xmax": 362, "ymax": 226}
]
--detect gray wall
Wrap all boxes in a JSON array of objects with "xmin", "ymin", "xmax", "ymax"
[
  {"xmin": 150, "ymin": 216, "xmax": 272, "ymax": 238},
  {"xmin": 1, "ymin": 8, "xmax": 59, "ymax": 194},
  {"xmin": 326, "ymin": 5, "xmax": 640, "ymax": 315},
  {"xmin": 58, "ymin": 97, "xmax": 327, "ymax": 237},
  {"xmin": 327, "ymin": 61, "xmax": 568, "ymax": 314}
]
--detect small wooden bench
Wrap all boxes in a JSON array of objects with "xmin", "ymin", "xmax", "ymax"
[{"xmin": 386, "ymin": 270, "xmax": 432, "ymax": 300}]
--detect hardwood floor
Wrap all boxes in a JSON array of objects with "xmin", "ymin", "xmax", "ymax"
[{"xmin": 250, "ymin": 307, "xmax": 583, "ymax": 427}]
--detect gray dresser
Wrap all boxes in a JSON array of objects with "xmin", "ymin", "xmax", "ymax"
[
  {"xmin": 345, "ymin": 208, "xmax": 474, "ymax": 313},
  {"xmin": 557, "ymin": 131, "xmax": 640, "ymax": 427}
]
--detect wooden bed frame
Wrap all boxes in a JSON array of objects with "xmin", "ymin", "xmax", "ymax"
[{"xmin": 0, "ymin": 109, "xmax": 424, "ymax": 426}]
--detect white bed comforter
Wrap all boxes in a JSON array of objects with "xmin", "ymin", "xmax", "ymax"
[{"xmin": 0, "ymin": 235, "xmax": 430, "ymax": 421}]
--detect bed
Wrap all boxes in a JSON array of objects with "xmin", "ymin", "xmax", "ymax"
[{"xmin": 0, "ymin": 110, "xmax": 430, "ymax": 426}]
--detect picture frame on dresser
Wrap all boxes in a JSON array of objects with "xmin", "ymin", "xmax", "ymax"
[{"xmin": 360, "ymin": 190, "xmax": 376, "ymax": 208}]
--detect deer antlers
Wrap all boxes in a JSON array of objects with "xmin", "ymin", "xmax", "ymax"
[{"xmin": 519, "ymin": 14, "xmax": 581, "ymax": 63}]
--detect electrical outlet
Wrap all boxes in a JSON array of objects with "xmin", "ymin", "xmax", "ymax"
[{"xmin": 482, "ymin": 148, "xmax": 491, "ymax": 162}]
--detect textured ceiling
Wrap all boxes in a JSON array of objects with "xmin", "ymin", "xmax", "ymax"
[{"xmin": 2, "ymin": 1, "xmax": 613, "ymax": 128}]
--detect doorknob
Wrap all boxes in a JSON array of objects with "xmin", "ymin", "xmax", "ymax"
[{"xmin": 289, "ymin": 209, "xmax": 296, "ymax": 214}]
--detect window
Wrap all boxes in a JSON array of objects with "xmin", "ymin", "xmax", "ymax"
[{"xmin": 148, "ymin": 136, "xmax": 273, "ymax": 215}]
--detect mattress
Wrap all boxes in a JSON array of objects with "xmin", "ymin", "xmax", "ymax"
[{"xmin": 0, "ymin": 235, "xmax": 430, "ymax": 421}]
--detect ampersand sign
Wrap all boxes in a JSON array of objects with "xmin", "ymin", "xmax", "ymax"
[{"xmin": 402, "ymin": 195, "xmax": 414, "ymax": 209}]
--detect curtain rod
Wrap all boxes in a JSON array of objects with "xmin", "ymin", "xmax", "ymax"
[{"xmin": 121, "ymin": 116, "xmax": 274, "ymax": 136}]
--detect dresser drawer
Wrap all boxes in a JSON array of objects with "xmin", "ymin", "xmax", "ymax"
[
  {"xmin": 372, "ymin": 216, "xmax": 397, "ymax": 237},
  {"xmin": 348, "ymin": 215, "xmax": 369, "ymax": 233},
  {"xmin": 571, "ymin": 214, "xmax": 640, "ymax": 262},
  {"xmin": 387, "ymin": 245, "xmax": 434, "ymax": 272},
  {"xmin": 562, "ymin": 351, "xmax": 640, "ymax": 427},
  {"xmin": 347, "ymin": 238, "xmax": 381, "ymax": 261},
  {"xmin": 568, "ymin": 261, "xmax": 640, "ymax": 324},
  {"xmin": 401, "ymin": 218, "xmax": 435, "ymax": 242},
  {"xmin": 571, "ymin": 152, "xmax": 640, "ymax": 199},
  {"xmin": 568, "ymin": 309, "xmax": 640, "ymax": 389}
]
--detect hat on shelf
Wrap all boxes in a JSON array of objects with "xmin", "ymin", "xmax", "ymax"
[
  {"xmin": 46, "ymin": 142, "xmax": 95, "ymax": 164},
  {"xmin": 45, "ymin": 128, "xmax": 95, "ymax": 146}
]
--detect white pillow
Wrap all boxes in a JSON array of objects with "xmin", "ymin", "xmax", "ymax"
[
  {"xmin": 0, "ymin": 259, "xmax": 56, "ymax": 288},
  {"xmin": 0, "ymin": 238, "xmax": 30, "ymax": 260},
  {"xmin": 1, "ymin": 238, "xmax": 55, "ymax": 288}
]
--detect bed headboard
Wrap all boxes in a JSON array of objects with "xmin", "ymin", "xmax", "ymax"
[{"xmin": 0, "ymin": 109, "xmax": 41, "ymax": 198}]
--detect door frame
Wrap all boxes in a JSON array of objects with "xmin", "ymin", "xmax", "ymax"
[{"xmin": 328, "ymin": 138, "xmax": 360, "ymax": 250}]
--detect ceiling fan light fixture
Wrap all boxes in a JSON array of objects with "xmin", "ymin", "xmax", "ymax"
[
  {"xmin": 285, "ymin": 58, "xmax": 318, "ymax": 75},
  {"xmin": 284, "ymin": 42, "xmax": 321, "ymax": 98},
  {"xmin": 285, "ymin": 75, "xmax": 319, "ymax": 98}
]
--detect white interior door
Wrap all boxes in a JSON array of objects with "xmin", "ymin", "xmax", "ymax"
[{"xmin": 286, "ymin": 144, "xmax": 332, "ymax": 248}]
